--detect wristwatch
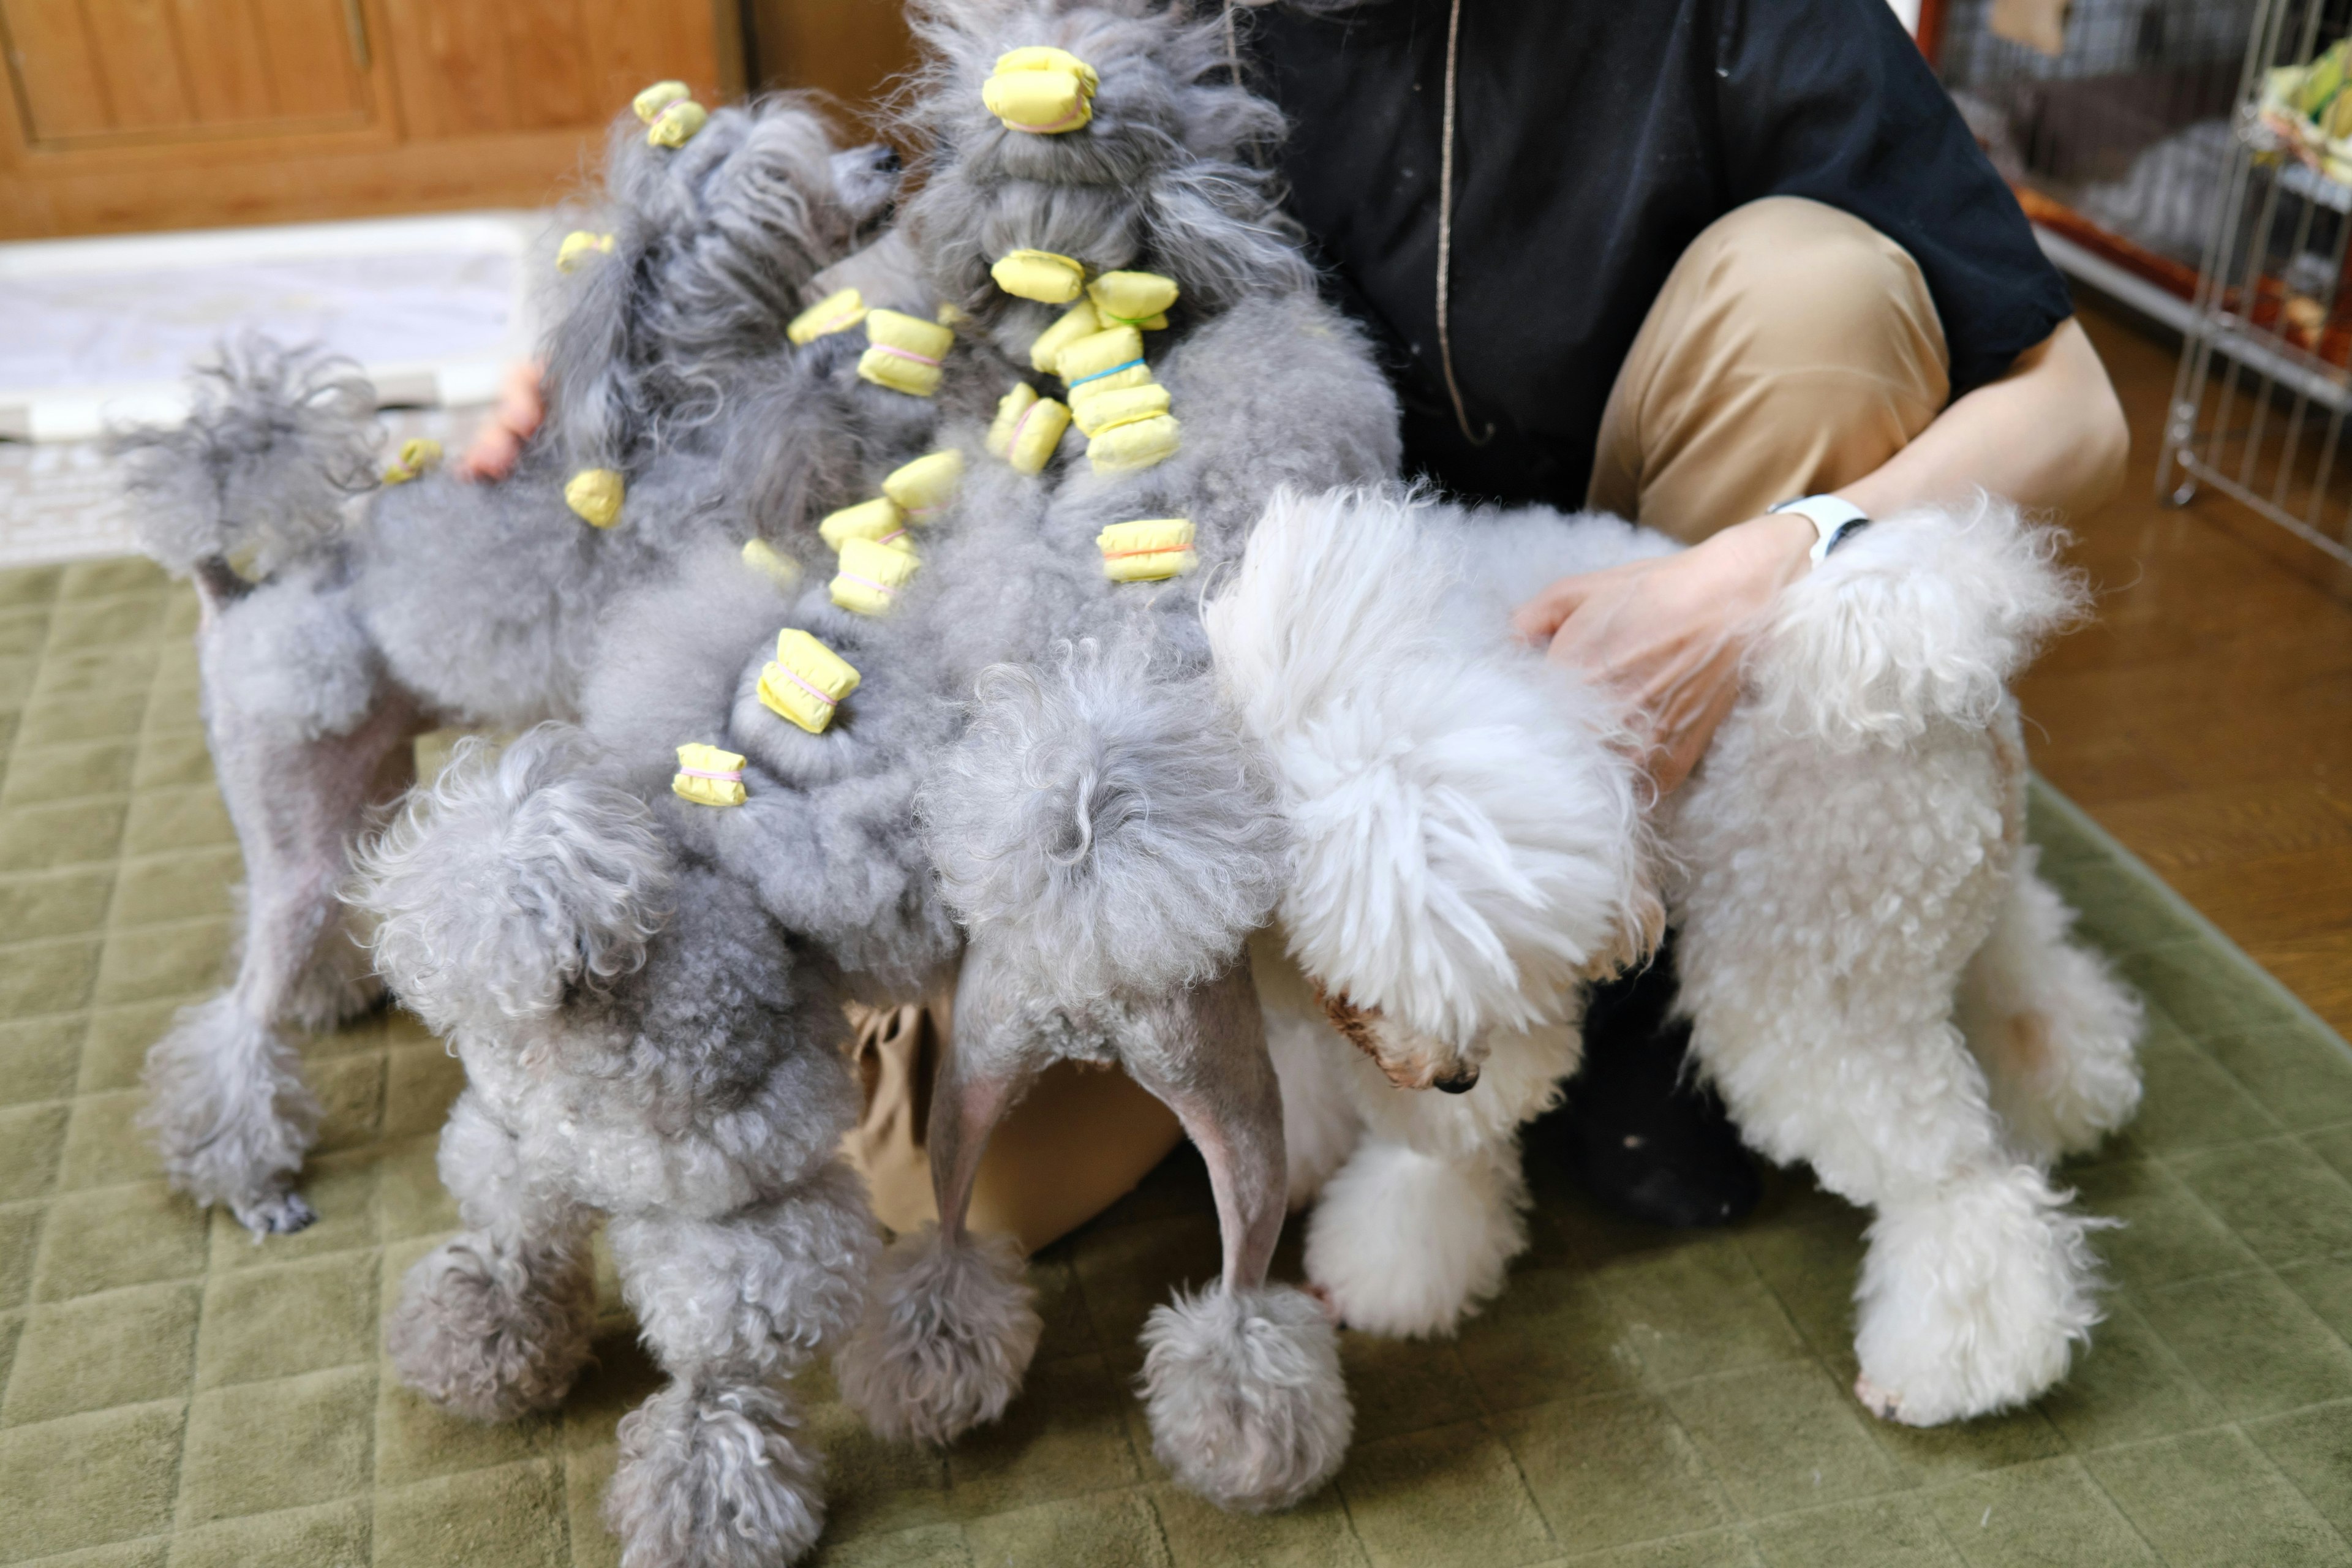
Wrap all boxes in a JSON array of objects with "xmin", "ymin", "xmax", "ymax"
[{"xmin": 1768, "ymin": 494, "xmax": 1871, "ymax": 566}]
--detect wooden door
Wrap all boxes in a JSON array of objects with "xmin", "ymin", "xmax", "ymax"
[{"xmin": 2, "ymin": 0, "xmax": 375, "ymax": 148}]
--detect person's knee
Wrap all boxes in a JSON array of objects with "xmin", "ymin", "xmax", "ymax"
[{"xmin": 1689, "ymin": 197, "xmax": 1950, "ymax": 398}]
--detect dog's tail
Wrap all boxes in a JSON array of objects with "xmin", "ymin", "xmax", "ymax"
[
  {"xmin": 1205, "ymin": 486, "xmax": 1659, "ymax": 1051},
  {"xmin": 1743, "ymin": 495, "xmax": 2087, "ymax": 749},
  {"xmin": 353, "ymin": 726, "xmax": 672, "ymax": 1039},
  {"xmin": 108, "ymin": 338, "xmax": 379, "ymax": 603},
  {"xmin": 923, "ymin": 639, "xmax": 1287, "ymax": 1003}
]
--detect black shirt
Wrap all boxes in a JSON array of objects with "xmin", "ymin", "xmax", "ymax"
[{"xmin": 1251, "ymin": 0, "xmax": 2076, "ymax": 509}]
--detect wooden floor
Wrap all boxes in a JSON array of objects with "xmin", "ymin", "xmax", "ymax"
[{"xmin": 2020, "ymin": 296, "xmax": 2352, "ymax": 1037}]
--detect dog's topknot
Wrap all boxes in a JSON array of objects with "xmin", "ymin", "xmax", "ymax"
[{"xmin": 896, "ymin": 0, "xmax": 1313, "ymax": 330}]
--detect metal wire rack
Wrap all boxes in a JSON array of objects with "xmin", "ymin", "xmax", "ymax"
[{"xmin": 2158, "ymin": 0, "xmax": 2352, "ymax": 567}]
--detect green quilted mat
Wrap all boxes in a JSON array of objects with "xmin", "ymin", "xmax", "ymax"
[{"xmin": 2, "ymin": 557, "xmax": 2351, "ymax": 1568}]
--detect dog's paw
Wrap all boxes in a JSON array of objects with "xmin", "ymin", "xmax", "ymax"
[
  {"xmin": 231, "ymin": 1189, "xmax": 318, "ymax": 1237},
  {"xmin": 836, "ymin": 1226, "xmax": 1039, "ymax": 1446},
  {"xmin": 608, "ymin": 1383, "xmax": 825, "ymax": 1568},
  {"xmin": 1140, "ymin": 1282, "xmax": 1352, "ymax": 1512},
  {"xmin": 1305, "ymin": 1140, "xmax": 1526, "ymax": 1338},
  {"xmin": 386, "ymin": 1234, "xmax": 595, "ymax": 1422}
]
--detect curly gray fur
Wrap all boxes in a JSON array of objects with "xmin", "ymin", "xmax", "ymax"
[
  {"xmin": 357, "ymin": 729, "xmax": 674, "ymax": 1034},
  {"xmin": 1140, "ymin": 1282, "xmax": 1352, "ymax": 1512},
  {"xmin": 385, "ymin": 1232, "xmax": 598, "ymax": 1422},
  {"xmin": 135, "ymin": 995, "xmax": 324, "ymax": 1235},
  {"xmin": 835, "ymin": 1225, "xmax": 1043, "ymax": 1445},
  {"xmin": 925, "ymin": 640, "xmax": 1287, "ymax": 1003},
  {"xmin": 606, "ymin": 1382, "xmax": 828, "ymax": 1568},
  {"xmin": 109, "ymin": 337, "xmax": 378, "ymax": 580}
]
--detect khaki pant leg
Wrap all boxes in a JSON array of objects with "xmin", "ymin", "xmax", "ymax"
[
  {"xmin": 1588, "ymin": 195, "xmax": 1953, "ymax": 543},
  {"xmin": 842, "ymin": 992, "xmax": 1186, "ymax": 1256}
]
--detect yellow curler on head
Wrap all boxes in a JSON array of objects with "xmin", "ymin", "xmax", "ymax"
[
  {"xmin": 1097, "ymin": 518, "xmax": 1196, "ymax": 581},
  {"xmin": 788, "ymin": 287, "xmax": 867, "ymax": 345},
  {"xmin": 556, "ymin": 231, "xmax": 616, "ymax": 273},
  {"xmin": 673, "ymin": 743, "xmax": 748, "ymax": 807},
  {"xmin": 990, "ymin": 249, "xmax": 1088, "ymax": 304},
  {"xmin": 1086, "ymin": 271, "xmax": 1178, "ymax": 328},
  {"xmin": 819, "ymin": 496, "xmax": 910, "ymax": 554},
  {"xmin": 831, "ymin": 536, "xmax": 921, "ymax": 616},
  {"xmin": 759, "ymin": 628, "xmax": 861, "ymax": 734},
  {"xmin": 565, "ymin": 469, "xmax": 625, "ymax": 527},
  {"xmin": 1056, "ymin": 324, "xmax": 1150, "ymax": 401},
  {"xmin": 634, "ymin": 81, "xmax": 691, "ymax": 121},
  {"xmin": 858, "ymin": 309, "xmax": 956, "ymax": 396},
  {"xmin": 741, "ymin": 538, "xmax": 802, "ymax": 592},
  {"xmin": 646, "ymin": 99, "xmax": 709, "ymax": 148},
  {"xmin": 982, "ymin": 47, "xmax": 1099, "ymax": 134},
  {"xmin": 986, "ymin": 385, "xmax": 1070, "ymax": 475},
  {"xmin": 1029, "ymin": 301, "xmax": 1101, "ymax": 374},
  {"xmin": 881, "ymin": 450, "xmax": 964, "ymax": 519},
  {"xmin": 382, "ymin": 438, "xmax": 443, "ymax": 484},
  {"xmin": 1069, "ymin": 382, "xmax": 1169, "ymax": 438},
  {"xmin": 1087, "ymin": 413, "xmax": 1181, "ymax": 475}
]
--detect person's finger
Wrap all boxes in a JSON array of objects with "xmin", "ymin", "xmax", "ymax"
[
  {"xmin": 496, "ymin": 360, "xmax": 546, "ymax": 439},
  {"xmin": 458, "ymin": 422, "xmax": 522, "ymax": 482},
  {"xmin": 1649, "ymin": 670, "xmax": 1741, "ymax": 796},
  {"xmin": 1510, "ymin": 568, "xmax": 1613, "ymax": 645}
]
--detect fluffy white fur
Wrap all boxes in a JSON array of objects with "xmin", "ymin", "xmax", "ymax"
[{"xmin": 1224, "ymin": 488, "xmax": 2146, "ymax": 1419}]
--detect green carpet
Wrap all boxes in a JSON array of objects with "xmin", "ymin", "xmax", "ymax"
[{"xmin": 2, "ymin": 556, "xmax": 2351, "ymax": 1568}]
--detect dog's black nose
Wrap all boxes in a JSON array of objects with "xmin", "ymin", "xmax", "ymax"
[
  {"xmin": 1434, "ymin": 1067, "xmax": 1480, "ymax": 1095},
  {"xmin": 873, "ymin": 145, "xmax": 903, "ymax": 176}
]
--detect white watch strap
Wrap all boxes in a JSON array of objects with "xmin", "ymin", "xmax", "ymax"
[{"xmin": 1770, "ymin": 494, "xmax": 1871, "ymax": 566}]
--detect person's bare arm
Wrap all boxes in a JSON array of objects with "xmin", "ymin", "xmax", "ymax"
[
  {"xmin": 1513, "ymin": 317, "xmax": 2127, "ymax": 794},
  {"xmin": 456, "ymin": 361, "xmax": 548, "ymax": 481}
]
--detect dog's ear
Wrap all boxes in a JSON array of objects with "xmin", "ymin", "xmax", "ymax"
[
  {"xmin": 1143, "ymin": 161, "xmax": 1316, "ymax": 313},
  {"xmin": 354, "ymin": 727, "xmax": 673, "ymax": 1036}
]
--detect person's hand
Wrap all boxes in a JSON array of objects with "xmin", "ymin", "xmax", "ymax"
[
  {"xmin": 1510, "ymin": 511, "xmax": 1816, "ymax": 795},
  {"xmin": 457, "ymin": 361, "xmax": 547, "ymax": 481}
]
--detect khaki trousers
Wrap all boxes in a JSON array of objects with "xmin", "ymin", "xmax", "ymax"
[{"xmin": 845, "ymin": 195, "xmax": 1959, "ymax": 1254}]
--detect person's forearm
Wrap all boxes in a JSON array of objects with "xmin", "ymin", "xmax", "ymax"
[{"xmin": 1838, "ymin": 317, "xmax": 2127, "ymax": 523}]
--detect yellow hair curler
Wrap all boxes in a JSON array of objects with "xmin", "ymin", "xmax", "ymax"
[
  {"xmin": 758, "ymin": 628, "xmax": 862, "ymax": 734},
  {"xmin": 565, "ymin": 469, "xmax": 625, "ymax": 527},
  {"xmin": 1086, "ymin": 271, "xmax": 1178, "ymax": 329},
  {"xmin": 1096, "ymin": 518, "xmax": 1196, "ymax": 581},
  {"xmin": 556, "ymin": 232, "xmax": 616, "ymax": 273},
  {"xmin": 830, "ymin": 535, "xmax": 921, "ymax": 616},
  {"xmin": 788, "ymin": 287, "xmax": 867, "ymax": 345},
  {"xmin": 819, "ymin": 496, "xmax": 911, "ymax": 554},
  {"xmin": 381, "ymin": 438, "xmax": 443, "ymax": 484},
  {"xmin": 982, "ymin": 47, "xmax": 1099, "ymax": 134},
  {"xmin": 881, "ymin": 450, "xmax": 964, "ymax": 519},
  {"xmin": 858, "ymin": 309, "xmax": 956, "ymax": 396},
  {"xmin": 672, "ymin": 743, "xmax": 748, "ymax": 807},
  {"xmin": 990, "ymin": 249, "xmax": 1088, "ymax": 304},
  {"xmin": 741, "ymin": 538, "xmax": 802, "ymax": 592},
  {"xmin": 1087, "ymin": 413, "xmax": 1181, "ymax": 475}
]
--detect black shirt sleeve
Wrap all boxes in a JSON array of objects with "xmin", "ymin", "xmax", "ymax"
[{"xmin": 1713, "ymin": 0, "xmax": 2076, "ymax": 398}]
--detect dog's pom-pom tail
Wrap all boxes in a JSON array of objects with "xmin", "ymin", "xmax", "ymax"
[
  {"xmin": 1139, "ymin": 1281, "xmax": 1352, "ymax": 1513},
  {"xmin": 1852, "ymin": 1164, "xmax": 2106, "ymax": 1427},
  {"xmin": 605, "ymin": 1382, "xmax": 827, "ymax": 1568},
  {"xmin": 1748, "ymin": 494, "xmax": 2089, "ymax": 748},
  {"xmin": 835, "ymin": 1225, "xmax": 1041, "ymax": 1447},
  {"xmin": 385, "ymin": 1234, "xmax": 597, "ymax": 1422},
  {"xmin": 923, "ymin": 641, "xmax": 1287, "ymax": 1003},
  {"xmin": 353, "ymin": 725, "xmax": 673, "ymax": 1036},
  {"xmin": 138, "ymin": 993, "xmax": 323, "ymax": 1235},
  {"xmin": 107, "ymin": 336, "xmax": 378, "ymax": 583},
  {"xmin": 1207, "ymin": 485, "xmax": 1657, "ymax": 1047}
]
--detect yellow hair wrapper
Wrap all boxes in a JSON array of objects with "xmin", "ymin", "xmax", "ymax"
[
  {"xmin": 982, "ymin": 47, "xmax": 1098, "ymax": 134},
  {"xmin": 859, "ymin": 309, "xmax": 955, "ymax": 396},
  {"xmin": 1069, "ymin": 382, "xmax": 1169, "ymax": 438},
  {"xmin": 565, "ymin": 469, "xmax": 625, "ymax": 527},
  {"xmin": 819, "ymin": 496, "xmax": 910, "ymax": 554},
  {"xmin": 634, "ymin": 81, "xmax": 707, "ymax": 147},
  {"xmin": 556, "ymin": 231, "xmax": 615, "ymax": 273},
  {"xmin": 788, "ymin": 287, "xmax": 867, "ymax": 345},
  {"xmin": 1098, "ymin": 518, "xmax": 1195, "ymax": 581},
  {"xmin": 1057, "ymin": 324, "xmax": 1150, "ymax": 407},
  {"xmin": 759, "ymin": 628, "xmax": 861, "ymax": 734},
  {"xmin": 986, "ymin": 384, "xmax": 1071, "ymax": 475},
  {"xmin": 741, "ymin": 538, "xmax": 802, "ymax": 591},
  {"xmin": 1030, "ymin": 301, "xmax": 1101, "ymax": 373},
  {"xmin": 1087, "ymin": 271, "xmax": 1177, "ymax": 328},
  {"xmin": 673, "ymin": 743, "xmax": 747, "ymax": 807},
  {"xmin": 1088, "ymin": 414, "xmax": 1180, "ymax": 474},
  {"xmin": 990, "ymin": 249, "xmax": 1088, "ymax": 304},
  {"xmin": 382, "ymin": 438, "xmax": 442, "ymax": 484},
  {"xmin": 881, "ymin": 450, "xmax": 964, "ymax": 519},
  {"xmin": 831, "ymin": 536, "xmax": 920, "ymax": 616}
]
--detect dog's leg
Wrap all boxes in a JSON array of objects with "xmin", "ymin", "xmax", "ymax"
[
  {"xmin": 1957, "ymin": 854, "xmax": 2144, "ymax": 1166},
  {"xmin": 1131, "ymin": 960, "xmax": 1352, "ymax": 1514},
  {"xmin": 143, "ymin": 688, "xmax": 423, "ymax": 1235},
  {"xmin": 385, "ymin": 1090, "xmax": 597, "ymax": 1420},
  {"xmin": 836, "ymin": 940, "xmax": 1042, "ymax": 1447},
  {"xmin": 1305, "ymin": 1017, "xmax": 1577, "ymax": 1338},
  {"xmin": 602, "ymin": 1163, "xmax": 875, "ymax": 1568}
]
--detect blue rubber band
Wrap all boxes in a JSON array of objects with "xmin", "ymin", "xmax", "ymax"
[{"xmin": 1066, "ymin": 357, "xmax": 1145, "ymax": 388}]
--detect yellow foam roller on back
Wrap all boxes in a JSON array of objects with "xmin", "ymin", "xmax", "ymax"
[
  {"xmin": 758, "ymin": 629, "xmax": 861, "ymax": 734},
  {"xmin": 859, "ymin": 310, "xmax": 956, "ymax": 396},
  {"xmin": 788, "ymin": 287, "xmax": 867, "ymax": 345},
  {"xmin": 673, "ymin": 743, "xmax": 747, "ymax": 807}
]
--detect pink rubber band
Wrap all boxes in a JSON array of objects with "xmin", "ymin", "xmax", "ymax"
[
  {"xmin": 878, "ymin": 528, "xmax": 908, "ymax": 546},
  {"xmin": 777, "ymin": 665, "xmax": 839, "ymax": 707},
  {"xmin": 1008, "ymin": 399, "xmax": 1041, "ymax": 450},
  {"xmin": 869, "ymin": 344, "xmax": 943, "ymax": 369},
  {"xmin": 676, "ymin": 766, "xmax": 743, "ymax": 782},
  {"xmin": 1102, "ymin": 543, "xmax": 1193, "ymax": 560},
  {"xmin": 838, "ymin": 571, "xmax": 895, "ymax": 598}
]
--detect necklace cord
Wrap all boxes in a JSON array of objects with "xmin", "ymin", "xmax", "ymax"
[{"xmin": 1437, "ymin": 0, "xmax": 1494, "ymax": 447}]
